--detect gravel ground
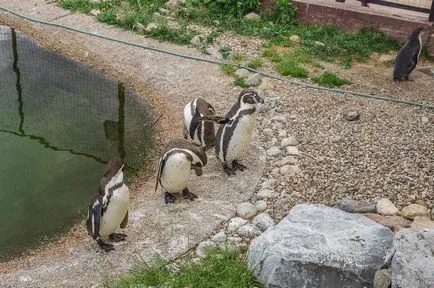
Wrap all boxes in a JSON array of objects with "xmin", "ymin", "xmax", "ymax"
[{"xmin": 0, "ymin": 0, "xmax": 433, "ymax": 286}]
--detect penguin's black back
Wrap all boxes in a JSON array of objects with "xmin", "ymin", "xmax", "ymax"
[{"xmin": 393, "ymin": 27, "xmax": 423, "ymax": 80}]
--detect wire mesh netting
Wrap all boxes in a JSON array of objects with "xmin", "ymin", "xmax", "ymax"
[{"xmin": 383, "ymin": 0, "xmax": 432, "ymax": 8}]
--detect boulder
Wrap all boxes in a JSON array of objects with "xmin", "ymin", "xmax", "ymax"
[
  {"xmin": 247, "ymin": 204, "xmax": 395, "ymax": 288},
  {"xmin": 391, "ymin": 228, "xmax": 434, "ymax": 288}
]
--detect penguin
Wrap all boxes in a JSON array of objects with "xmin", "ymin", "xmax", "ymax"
[
  {"xmin": 86, "ymin": 158, "xmax": 129, "ymax": 251},
  {"xmin": 393, "ymin": 27, "xmax": 424, "ymax": 81},
  {"xmin": 155, "ymin": 139, "xmax": 207, "ymax": 204},
  {"xmin": 215, "ymin": 88, "xmax": 264, "ymax": 176},
  {"xmin": 183, "ymin": 97, "xmax": 229, "ymax": 150}
]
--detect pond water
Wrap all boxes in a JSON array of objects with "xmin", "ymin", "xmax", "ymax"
[{"xmin": 0, "ymin": 25, "xmax": 155, "ymax": 261}]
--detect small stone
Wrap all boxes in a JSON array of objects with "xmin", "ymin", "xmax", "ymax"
[
  {"xmin": 401, "ymin": 204, "xmax": 430, "ymax": 220},
  {"xmin": 261, "ymin": 179, "xmax": 275, "ymax": 190},
  {"xmin": 271, "ymin": 115, "xmax": 286, "ymax": 122},
  {"xmin": 145, "ymin": 23, "xmax": 158, "ymax": 32},
  {"xmin": 257, "ymin": 189, "xmax": 275, "ymax": 199},
  {"xmin": 237, "ymin": 223, "xmax": 262, "ymax": 238},
  {"xmin": 280, "ymin": 136, "xmax": 298, "ymax": 147},
  {"xmin": 195, "ymin": 240, "xmax": 216, "ymax": 257},
  {"xmin": 255, "ymin": 200, "xmax": 267, "ymax": 212},
  {"xmin": 190, "ymin": 35, "xmax": 203, "ymax": 47},
  {"xmin": 153, "ymin": 12, "xmax": 162, "ymax": 20},
  {"xmin": 237, "ymin": 202, "xmax": 258, "ymax": 219},
  {"xmin": 245, "ymin": 73, "xmax": 262, "ymax": 87},
  {"xmin": 164, "ymin": 0, "xmax": 184, "ymax": 10},
  {"xmin": 376, "ymin": 198, "xmax": 399, "ymax": 216},
  {"xmin": 280, "ymin": 156, "xmax": 297, "ymax": 166},
  {"xmin": 415, "ymin": 199, "xmax": 428, "ymax": 207},
  {"xmin": 343, "ymin": 110, "xmax": 360, "ymax": 121},
  {"xmin": 338, "ymin": 199, "xmax": 376, "ymax": 213},
  {"xmin": 278, "ymin": 130, "xmax": 287, "ymax": 138},
  {"xmin": 286, "ymin": 146, "xmax": 299, "ymax": 156},
  {"xmin": 134, "ymin": 22, "xmax": 146, "ymax": 33},
  {"xmin": 212, "ymin": 20, "xmax": 220, "ymax": 26},
  {"xmin": 244, "ymin": 12, "xmax": 261, "ymax": 20},
  {"xmin": 373, "ymin": 269, "xmax": 391, "ymax": 288},
  {"xmin": 205, "ymin": 47, "xmax": 223, "ymax": 59},
  {"xmin": 421, "ymin": 117, "xmax": 429, "ymax": 125},
  {"xmin": 227, "ymin": 217, "xmax": 248, "ymax": 233},
  {"xmin": 289, "ymin": 35, "xmax": 300, "ymax": 44},
  {"xmin": 280, "ymin": 165, "xmax": 301, "ymax": 176},
  {"xmin": 410, "ymin": 216, "xmax": 434, "ymax": 229},
  {"xmin": 267, "ymin": 146, "xmax": 281, "ymax": 157},
  {"xmin": 314, "ymin": 41, "xmax": 325, "ymax": 47},
  {"xmin": 235, "ymin": 68, "xmax": 250, "ymax": 78},
  {"xmin": 361, "ymin": 213, "xmax": 411, "ymax": 232},
  {"xmin": 211, "ymin": 231, "xmax": 226, "ymax": 243},
  {"xmin": 252, "ymin": 213, "xmax": 275, "ymax": 231},
  {"xmin": 263, "ymin": 128, "xmax": 273, "ymax": 136},
  {"xmin": 89, "ymin": 9, "xmax": 101, "ymax": 16}
]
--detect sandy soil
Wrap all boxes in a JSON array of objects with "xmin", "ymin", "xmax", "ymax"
[{"xmin": 0, "ymin": 0, "xmax": 433, "ymax": 287}]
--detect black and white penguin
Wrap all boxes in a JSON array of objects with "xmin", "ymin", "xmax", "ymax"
[
  {"xmin": 393, "ymin": 27, "xmax": 425, "ymax": 81},
  {"xmin": 183, "ymin": 97, "xmax": 228, "ymax": 150},
  {"xmin": 86, "ymin": 158, "xmax": 129, "ymax": 251},
  {"xmin": 155, "ymin": 139, "xmax": 207, "ymax": 204},
  {"xmin": 215, "ymin": 88, "xmax": 264, "ymax": 176}
]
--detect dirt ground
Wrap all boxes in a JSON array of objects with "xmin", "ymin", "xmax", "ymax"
[{"xmin": 0, "ymin": 0, "xmax": 433, "ymax": 287}]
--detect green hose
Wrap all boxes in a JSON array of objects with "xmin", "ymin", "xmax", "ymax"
[{"xmin": 1, "ymin": 6, "xmax": 433, "ymax": 110}]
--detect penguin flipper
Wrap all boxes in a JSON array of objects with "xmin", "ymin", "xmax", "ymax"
[
  {"xmin": 197, "ymin": 115, "xmax": 230, "ymax": 124},
  {"xmin": 155, "ymin": 156, "xmax": 166, "ymax": 192},
  {"xmin": 120, "ymin": 210, "xmax": 128, "ymax": 228},
  {"xmin": 89, "ymin": 201, "xmax": 102, "ymax": 239}
]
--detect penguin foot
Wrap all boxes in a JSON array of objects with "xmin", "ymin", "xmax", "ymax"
[
  {"xmin": 109, "ymin": 233, "xmax": 127, "ymax": 242},
  {"xmin": 97, "ymin": 239, "xmax": 115, "ymax": 252},
  {"xmin": 232, "ymin": 160, "xmax": 247, "ymax": 171},
  {"xmin": 164, "ymin": 192, "xmax": 177, "ymax": 204},
  {"xmin": 182, "ymin": 188, "xmax": 198, "ymax": 201},
  {"xmin": 223, "ymin": 163, "xmax": 236, "ymax": 176}
]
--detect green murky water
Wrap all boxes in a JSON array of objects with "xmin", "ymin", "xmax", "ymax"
[{"xmin": 0, "ymin": 25, "xmax": 155, "ymax": 261}]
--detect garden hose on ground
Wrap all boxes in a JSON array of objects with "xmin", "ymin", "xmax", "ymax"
[{"xmin": 1, "ymin": 6, "xmax": 433, "ymax": 110}]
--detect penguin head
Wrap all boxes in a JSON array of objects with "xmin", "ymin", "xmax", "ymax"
[
  {"xmin": 102, "ymin": 157, "xmax": 125, "ymax": 189},
  {"xmin": 189, "ymin": 143, "xmax": 208, "ymax": 167},
  {"xmin": 238, "ymin": 88, "xmax": 265, "ymax": 109},
  {"xmin": 410, "ymin": 27, "xmax": 424, "ymax": 40}
]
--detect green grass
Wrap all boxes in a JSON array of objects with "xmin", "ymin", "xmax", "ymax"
[
  {"xmin": 247, "ymin": 58, "xmax": 263, "ymax": 69},
  {"xmin": 234, "ymin": 76, "xmax": 247, "ymax": 87},
  {"xmin": 275, "ymin": 58, "xmax": 308, "ymax": 78},
  {"xmin": 220, "ymin": 64, "xmax": 237, "ymax": 75},
  {"xmin": 312, "ymin": 71, "xmax": 351, "ymax": 87},
  {"xmin": 105, "ymin": 247, "xmax": 261, "ymax": 288}
]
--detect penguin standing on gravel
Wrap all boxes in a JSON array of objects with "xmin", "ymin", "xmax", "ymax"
[
  {"xmin": 183, "ymin": 97, "xmax": 229, "ymax": 150},
  {"xmin": 156, "ymin": 139, "xmax": 207, "ymax": 204},
  {"xmin": 215, "ymin": 88, "xmax": 264, "ymax": 176},
  {"xmin": 393, "ymin": 27, "xmax": 424, "ymax": 81},
  {"xmin": 86, "ymin": 158, "xmax": 129, "ymax": 251}
]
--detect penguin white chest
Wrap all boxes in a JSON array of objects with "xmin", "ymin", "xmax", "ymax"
[
  {"xmin": 99, "ymin": 184, "xmax": 129, "ymax": 237},
  {"xmin": 160, "ymin": 154, "xmax": 192, "ymax": 193},
  {"xmin": 226, "ymin": 113, "xmax": 257, "ymax": 163}
]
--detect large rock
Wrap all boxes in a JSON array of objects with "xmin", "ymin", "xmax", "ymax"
[
  {"xmin": 391, "ymin": 228, "xmax": 434, "ymax": 288},
  {"xmin": 247, "ymin": 204, "xmax": 395, "ymax": 288}
]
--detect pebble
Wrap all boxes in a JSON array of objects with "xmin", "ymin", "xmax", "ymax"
[
  {"xmin": 211, "ymin": 231, "xmax": 226, "ymax": 243},
  {"xmin": 252, "ymin": 213, "xmax": 275, "ymax": 231},
  {"xmin": 263, "ymin": 128, "xmax": 273, "ymax": 137},
  {"xmin": 286, "ymin": 146, "xmax": 299, "ymax": 156},
  {"xmin": 195, "ymin": 240, "xmax": 216, "ymax": 257},
  {"xmin": 89, "ymin": 9, "xmax": 101, "ymax": 16},
  {"xmin": 236, "ymin": 202, "xmax": 258, "ymax": 219},
  {"xmin": 280, "ymin": 156, "xmax": 297, "ymax": 166},
  {"xmin": 190, "ymin": 35, "xmax": 203, "ymax": 47},
  {"xmin": 159, "ymin": 8, "xmax": 170, "ymax": 14},
  {"xmin": 236, "ymin": 224, "xmax": 262, "ymax": 238},
  {"xmin": 280, "ymin": 136, "xmax": 298, "ymax": 147},
  {"xmin": 257, "ymin": 188, "xmax": 276, "ymax": 199},
  {"xmin": 244, "ymin": 12, "xmax": 261, "ymax": 20},
  {"xmin": 361, "ymin": 213, "xmax": 411, "ymax": 232},
  {"xmin": 343, "ymin": 110, "xmax": 360, "ymax": 121},
  {"xmin": 164, "ymin": 0, "xmax": 182, "ymax": 10},
  {"xmin": 267, "ymin": 146, "xmax": 281, "ymax": 157},
  {"xmin": 235, "ymin": 68, "xmax": 250, "ymax": 78},
  {"xmin": 421, "ymin": 117, "xmax": 429, "ymax": 125},
  {"xmin": 152, "ymin": 12, "xmax": 162, "ymax": 20},
  {"xmin": 280, "ymin": 165, "xmax": 301, "ymax": 176},
  {"xmin": 289, "ymin": 35, "xmax": 300, "ymax": 44},
  {"xmin": 261, "ymin": 179, "xmax": 275, "ymax": 189},
  {"xmin": 227, "ymin": 217, "xmax": 248, "ymax": 233},
  {"xmin": 145, "ymin": 23, "xmax": 158, "ymax": 32},
  {"xmin": 337, "ymin": 199, "xmax": 376, "ymax": 213},
  {"xmin": 245, "ymin": 73, "xmax": 262, "ymax": 87},
  {"xmin": 255, "ymin": 200, "xmax": 267, "ymax": 212},
  {"xmin": 314, "ymin": 41, "xmax": 325, "ymax": 47},
  {"xmin": 410, "ymin": 216, "xmax": 434, "ymax": 229},
  {"xmin": 205, "ymin": 47, "xmax": 223, "ymax": 59},
  {"xmin": 278, "ymin": 130, "xmax": 287, "ymax": 138},
  {"xmin": 373, "ymin": 269, "xmax": 391, "ymax": 288},
  {"xmin": 376, "ymin": 198, "xmax": 399, "ymax": 216},
  {"xmin": 271, "ymin": 115, "xmax": 287, "ymax": 122},
  {"xmin": 134, "ymin": 22, "xmax": 145, "ymax": 33},
  {"xmin": 400, "ymin": 204, "xmax": 430, "ymax": 220}
]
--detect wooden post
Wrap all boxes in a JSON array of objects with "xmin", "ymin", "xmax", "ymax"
[{"xmin": 429, "ymin": 0, "xmax": 434, "ymax": 22}]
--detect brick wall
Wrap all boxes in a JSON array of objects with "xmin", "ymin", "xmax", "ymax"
[{"xmin": 292, "ymin": 1, "xmax": 434, "ymax": 54}]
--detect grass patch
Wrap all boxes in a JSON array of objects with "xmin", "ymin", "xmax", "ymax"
[
  {"xmin": 311, "ymin": 71, "xmax": 351, "ymax": 87},
  {"xmin": 275, "ymin": 58, "xmax": 308, "ymax": 78},
  {"xmin": 105, "ymin": 247, "xmax": 261, "ymax": 288},
  {"xmin": 220, "ymin": 64, "xmax": 237, "ymax": 75},
  {"xmin": 247, "ymin": 58, "xmax": 263, "ymax": 69},
  {"xmin": 234, "ymin": 76, "xmax": 246, "ymax": 87}
]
